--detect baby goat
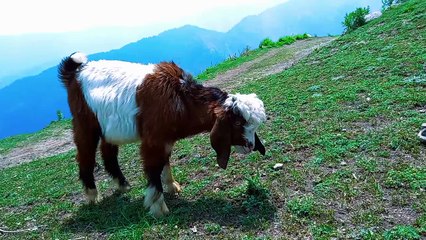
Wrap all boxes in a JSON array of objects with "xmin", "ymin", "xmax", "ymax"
[{"xmin": 59, "ymin": 52, "xmax": 266, "ymax": 217}]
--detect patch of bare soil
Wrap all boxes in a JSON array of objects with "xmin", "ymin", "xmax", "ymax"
[
  {"xmin": 205, "ymin": 37, "xmax": 336, "ymax": 91},
  {"xmin": 0, "ymin": 129, "xmax": 75, "ymax": 169}
]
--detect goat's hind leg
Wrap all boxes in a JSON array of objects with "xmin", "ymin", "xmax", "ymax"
[
  {"xmin": 74, "ymin": 129, "xmax": 100, "ymax": 204},
  {"xmin": 162, "ymin": 163, "xmax": 181, "ymax": 194},
  {"xmin": 100, "ymin": 139, "xmax": 130, "ymax": 192}
]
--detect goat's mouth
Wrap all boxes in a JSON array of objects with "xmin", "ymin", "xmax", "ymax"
[{"xmin": 235, "ymin": 145, "xmax": 252, "ymax": 154}]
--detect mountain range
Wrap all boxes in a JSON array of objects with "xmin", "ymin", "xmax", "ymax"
[{"xmin": 0, "ymin": 0, "xmax": 381, "ymax": 139}]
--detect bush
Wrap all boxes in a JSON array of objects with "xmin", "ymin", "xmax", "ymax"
[
  {"xmin": 277, "ymin": 36, "xmax": 296, "ymax": 46},
  {"xmin": 56, "ymin": 110, "xmax": 64, "ymax": 121},
  {"xmin": 259, "ymin": 34, "xmax": 310, "ymax": 48},
  {"xmin": 259, "ymin": 38, "xmax": 277, "ymax": 48},
  {"xmin": 342, "ymin": 7, "xmax": 370, "ymax": 33}
]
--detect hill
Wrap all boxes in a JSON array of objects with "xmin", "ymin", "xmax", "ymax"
[
  {"xmin": 0, "ymin": 0, "xmax": 425, "ymax": 238},
  {"xmin": 227, "ymin": 0, "xmax": 382, "ymax": 47},
  {"xmin": 0, "ymin": 0, "xmax": 381, "ymax": 90},
  {"xmin": 0, "ymin": 25, "xmax": 170, "ymax": 89},
  {"xmin": 0, "ymin": 0, "xmax": 382, "ymax": 139}
]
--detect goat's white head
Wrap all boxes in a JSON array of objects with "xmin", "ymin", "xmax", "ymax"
[{"xmin": 210, "ymin": 93, "xmax": 266, "ymax": 169}]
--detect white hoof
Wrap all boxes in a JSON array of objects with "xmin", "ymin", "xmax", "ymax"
[
  {"xmin": 144, "ymin": 186, "xmax": 170, "ymax": 217},
  {"xmin": 85, "ymin": 188, "xmax": 99, "ymax": 204},
  {"xmin": 113, "ymin": 178, "xmax": 131, "ymax": 193}
]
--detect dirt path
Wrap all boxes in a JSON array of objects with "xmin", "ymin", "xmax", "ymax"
[
  {"xmin": 0, "ymin": 37, "xmax": 335, "ymax": 169},
  {"xmin": 0, "ymin": 129, "xmax": 75, "ymax": 169},
  {"xmin": 205, "ymin": 37, "xmax": 335, "ymax": 91}
]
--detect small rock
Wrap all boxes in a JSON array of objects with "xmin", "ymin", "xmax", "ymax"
[
  {"xmin": 273, "ymin": 163, "xmax": 284, "ymax": 170},
  {"xmin": 340, "ymin": 161, "xmax": 347, "ymax": 166},
  {"xmin": 366, "ymin": 97, "xmax": 371, "ymax": 102},
  {"xmin": 190, "ymin": 226, "xmax": 197, "ymax": 233}
]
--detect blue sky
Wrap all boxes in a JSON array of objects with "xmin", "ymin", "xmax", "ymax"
[{"xmin": 0, "ymin": 0, "xmax": 288, "ymax": 35}]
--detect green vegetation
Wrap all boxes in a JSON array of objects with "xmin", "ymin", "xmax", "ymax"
[
  {"xmin": 343, "ymin": 7, "xmax": 370, "ymax": 33},
  {"xmin": 197, "ymin": 33, "xmax": 310, "ymax": 82},
  {"xmin": 383, "ymin": 225, "xmax": 421, "ymax": 240},
  {"xmin": 0, "ymin": 120, "xmax": 71, "ymax": 155},
  {"xmin": 287, "ymin": 196, "xmax": 315, "ymax": 218},
  {"xmin": 259, "ymin": 33, "xmax": 310, "ymax": 48},
  {"xmin": 382, "ymin": 0, "xmax": 411, "ymax": 10},
  {"xmin": 196, "ymin": 47, "xmax": 268, "ymax": 81},
  {"xmin": 1, "ymin": 0, "xmax": 425, "ymax": 238}
]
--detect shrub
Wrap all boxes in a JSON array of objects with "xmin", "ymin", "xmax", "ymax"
[
  {"xmin": 259, "ymin": 38, "xmax": 276, "ymax": 48},
  {"xmin": 277, "ymin": 36, "xmax": 296, "ymax": 46},
  {"xmin": 259, "ymin": 34, "xmax": 310, "ymax": 48},
  {"xmin": 343, "ymin": 7, "xmax": 370, "ymax": 33},
  {"xmin": 56, "ymin": 110, "xmax": 64, "ymax": 121},
  {"xmin": 295, "ymin": 33, "xmax": 310, "ymax": 40}
]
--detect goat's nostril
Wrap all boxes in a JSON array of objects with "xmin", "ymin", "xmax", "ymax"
[{"xmin": 248, "ymin": 142, "xmax": 254, "ymax": 149}]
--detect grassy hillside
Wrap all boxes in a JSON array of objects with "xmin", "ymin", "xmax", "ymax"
[{"xmin": 1, "ymin": 0, "xmax": 425, "ymax": 239}]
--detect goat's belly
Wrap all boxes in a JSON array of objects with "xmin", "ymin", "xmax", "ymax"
[{"xmin": 98, "ymin": 113, "xmax": 140, "ymax": 145}]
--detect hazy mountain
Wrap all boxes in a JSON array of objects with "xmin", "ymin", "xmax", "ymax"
[
  {"xmin": 89, "ymin": 25, "xmax": 238, "ymax": 74},
  {"xmin": 227, "ymin": 0, "xmax": 382, "ymax": 47},
  {"xmin": 0, "ymin": 0, "xmax": 383, "ymax": 139},
  {"xmin": 0, "ymin": 25, "xmax": 169, "ymax": 89},
  {"xmin": 0, "ymin": 25, "xmax": 237, "ymax": 139}
]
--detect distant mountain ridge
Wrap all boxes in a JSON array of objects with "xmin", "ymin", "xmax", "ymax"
[
  {"xmin": 0, "ymin": 0, "xmax": 381, "ymax": 139},
  {"xmin": 0, "ymin": 25, "xmax": 168, "ymax": 89}
]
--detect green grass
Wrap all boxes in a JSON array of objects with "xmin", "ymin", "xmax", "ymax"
[
  {"xmin": 383, "ymin": 225, "xmax": 421, "ymax": 240},
  {"xmin": 196, "ymin": 48, "xmax": 269, "ymax": 81},
  {"xmin": 1, "ymin": 0, "xmax": 426, "ymax": 238}
]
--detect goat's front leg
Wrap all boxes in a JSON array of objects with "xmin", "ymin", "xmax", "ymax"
[{"xmin": 141, "ymin": 142, "xmax": 170, "ymax": 217}]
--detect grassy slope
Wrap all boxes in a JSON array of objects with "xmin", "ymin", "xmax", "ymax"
[
  {"xmin": 0, "ymin": 120, "xmax": 72, "ymax": 155},
  {"xmin": 1, "ymin": 1, "xmax": 426, "ymax": 239}
]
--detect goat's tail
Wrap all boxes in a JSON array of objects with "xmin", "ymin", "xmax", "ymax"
[{"xmin": 58, "ymin": 52, "xmax": 88, "ymax": 88}]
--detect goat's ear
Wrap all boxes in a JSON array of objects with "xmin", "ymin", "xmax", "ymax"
[
  {"xmin": 253, "ymin": 132, "xmax": 266, "ymax": 155},
  {"xmin": 210, "ymin": 117, "xmax": 231, "ymax": 169}
]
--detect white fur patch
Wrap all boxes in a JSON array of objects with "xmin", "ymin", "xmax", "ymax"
[
  {"xmin": 144, "ymin": 186, "xmax": 169, "ymax": 217},
  {"xmin": 112, "ymin": 178, "xmax": 131, "ymax": 192},
  {"xmin": 224, "ymin": 93, "xmax": 266, "ymax": 148},
  {"xmin": 224, "ymin": 93, "xmax": 266, "ymax": 126},
  {"xmin": 85, "ymin": 188, "xmax": 98, "ymax": 203},
  {"xmin": 70, "ymin": 52, "xmax": 88, "ymax": 64},
  {"xmin": 77, "ymin": 60, "xmax": 155, "ymax": 145}
]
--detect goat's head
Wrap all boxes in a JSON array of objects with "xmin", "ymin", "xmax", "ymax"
[{"xmin": 210, "ymin": 93, "xmax": 266, "ymax": 169}]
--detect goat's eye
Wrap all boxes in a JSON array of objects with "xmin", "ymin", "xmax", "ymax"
[{"xmin": 234, "ymin": 121, "xmax": 242, "ymax": 126}]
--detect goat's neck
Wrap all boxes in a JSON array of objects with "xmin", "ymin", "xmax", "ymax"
[{"xmin": 180, "ymin": 86, "xmax": 227, "ymax": 137}]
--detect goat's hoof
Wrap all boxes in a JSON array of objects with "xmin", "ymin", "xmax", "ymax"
[
  {"xmin": 149, "ymin": 199, "xmax": 170, "ymax": 218},
  {"xmin": 85, "ymin": 188, "xmax": 99, "ymax": 204},
  {"xmin": 114, "ymin": 179, "xmax": 131, "ymax": 193},
  {"xmin": 165, "ymin": 181, "xmax": 182, "ymax": 194},
  {"xmin": 144, "ymin": 187, "xmax": 169, "ymax": 217}
]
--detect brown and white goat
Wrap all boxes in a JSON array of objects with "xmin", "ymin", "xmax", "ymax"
[{"xmin": 59, "ymin": 52, "xmax": 266, "ymax": 217}]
